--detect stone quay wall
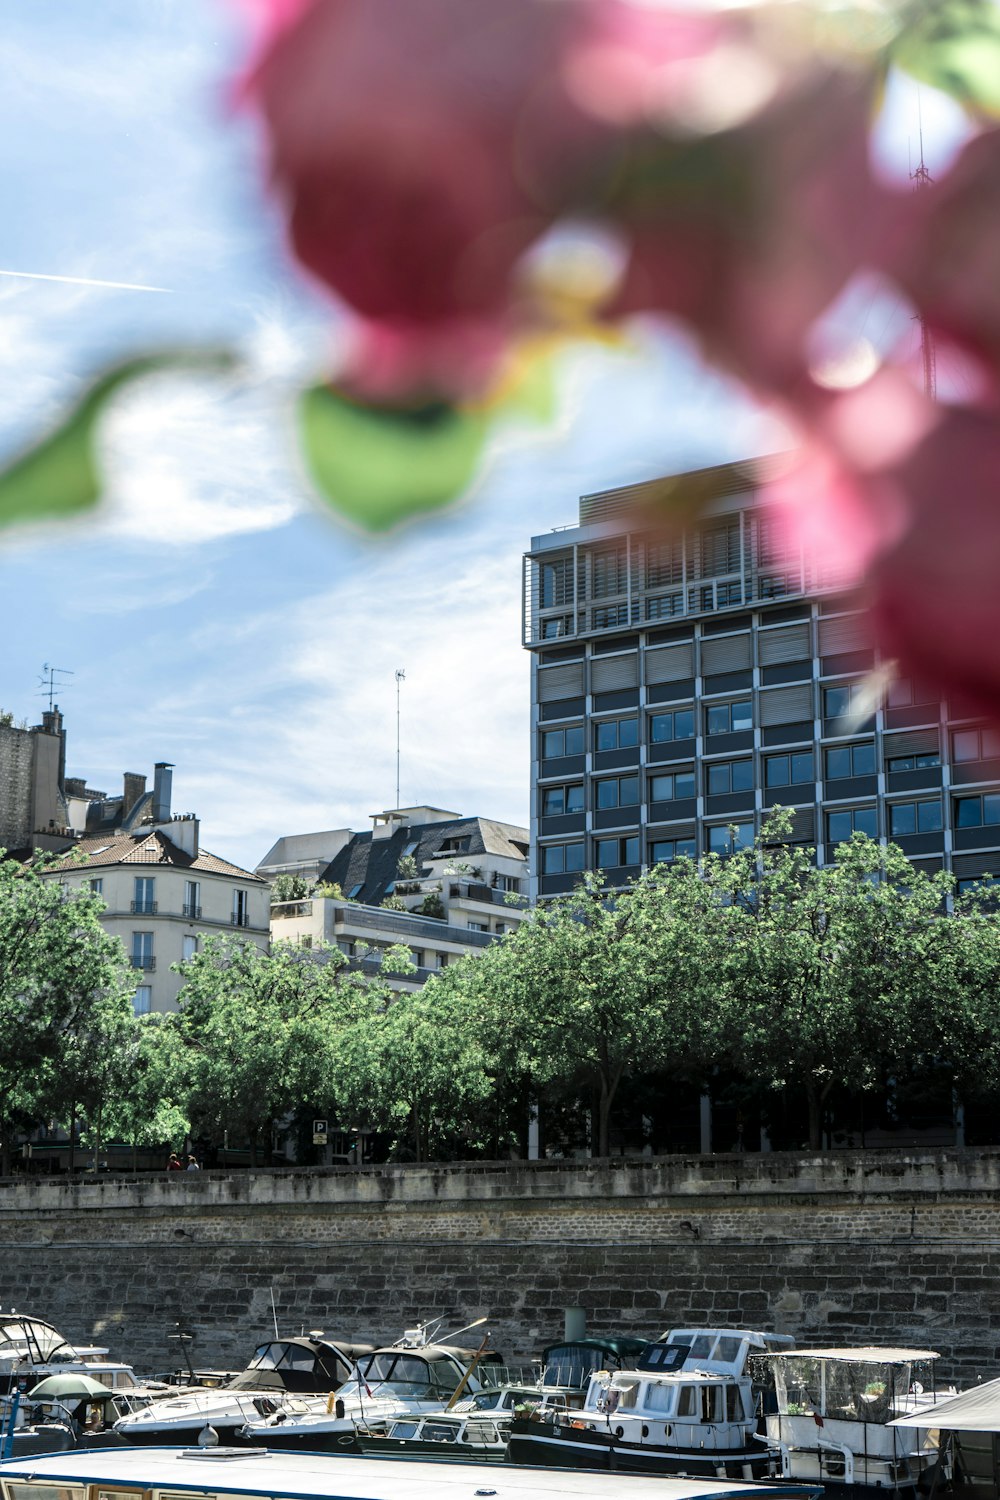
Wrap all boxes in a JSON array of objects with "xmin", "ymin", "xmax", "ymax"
[{"xmin": 0, "ymin": 1150, "xmax": 996, "ymax": 1386}]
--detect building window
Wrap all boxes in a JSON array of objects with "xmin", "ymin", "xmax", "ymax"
[
  {"xmin": 300, "ymin": 935, "xmax": 313, "ymax": 950},
  {"xmin": 953, "ymin": 726, "xmax": 1000, "ymax": 763},
  {"xmin": 494, "ymin": 922, "xmax": 506, "ymax": 935},
  {"xmin": 591, "ymin": 546, "xmax": 627, "ymax": 598},
  {"xmin": 133, "ymin": 986, "xmax": 152, "ymax": 1016},
  {"xmin": 468, "ymin": 921, "xmax": 488, "ymax": 932},
  {"xmin": 183, "ymin": 879, "xmax": 201, "ymax": 919},
  {"xmin": 957, "ymin": 875, "xmax": 1000, "ymax": 896},
  {"xmin": 88, "ymin": 878, "xmax": 103, "ymax": 896},
  {"xmin": 409, "ymin": 948, "xmax": 423, "ymax": 968},
  {"xmin": 182, "ymin": 935, "xmax": 198, "ymax": 963},
  {"xmin": 707, "ymin": 823, "xmax": 753, "ymax": 856},
  {"xmin": 232, "ymin": 888, "xmax": 249, "ymax": 927},
  {"xmin": 649, "ymin": 837, "xmax": 697, "ymax": 864},
  {"xmin": 646, "ymin": 538, "xmax": 683, "ymax": 588},
  {"xmin": 541, "ymin": 558, "xmax": 572, "ymax": 608},
  {"xmin": 650, "ymin": 708, "xmax": 695, "ymax": 743},
  {"xmin": 541, "ymin": 843, "xmax": 585, "ymax": 875},
  {"xmin": 649, "ymin": 769, "xmax": 696, "ymax": 801},
  {"xmin": 541, "ymin": 725, "xmax": 585, "ymax": 758},
  {"xmin": 825, "ymin": 741, "xmax": 877, "ymax": 780},
  {"xmin": 347, "ymin": 883, "xmax": 363, "ymax": 899},
  {"xmin": 764, "ymin": 751, "xmax": 814, "ymax": 787},
  {"xmin": 826, "ymin": 806, "xmax": 878, "ymax": 843},
  {"xmin": 955, "ymin": 794, "xmax": 1000, "ymax": 829},
  {"xmin": 887, "ymin": 751, "xmax": 940, "ymax": 773},
  {"xmin": 541, "ymin": 783, "xmax": 584, "ymax": 816},
  {"xmin": 706, "ymin": 759, "xmax": 754, "ymax": 796},
  {"xmin": 889, "ymin": 801, "xmax": 943, "ymax": 836},
  {"xmin": 705, "ymin": 700, "xmax": 752, "ymax": 736},
  {"xmin": 823, "ymin": 682, "xmax": 870, "ymax": 722},
  {"xmin": 595, "ymin": 775, "xmax": 640, "ymax": 810},
  {"xmin": 132, "ymin": 876, "xmax": 156, "ymax": 915},
  {"xmin": 595, "ymin": 834, "xmax": 640, "ymax": 869},
  {"xmin": 131, "ymin": 932, "xmax": 155, "ymax": 971},
  {"xmin": 595, "ymin": 716, "xmax": 639, "ymax": 751},
  {"xmin": 496, "ymin": 873, "xmax": 521, "ymax": 892},
  {"xmin": 887, "ymin": 677, "xmax": 937, "ymax": 709}
]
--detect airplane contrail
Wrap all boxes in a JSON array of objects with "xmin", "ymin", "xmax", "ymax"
[{"xmin": 0, "ymin": 268, "xmax": 171, "ymax": 292}]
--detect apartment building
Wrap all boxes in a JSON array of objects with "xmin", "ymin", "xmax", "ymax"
[
  {"xmin": 45, "ymin": 762, "xmax": 269, "ymax": 1012},
  {"xmin": 266, "ymin": 805, "xmax": 529, "ymax": 990},
  {"xmin": 523, "ymin": 460, "xmax": 1000, "ymax": 898}
]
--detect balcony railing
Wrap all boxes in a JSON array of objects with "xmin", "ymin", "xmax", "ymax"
[
  {"xmin": 231, "ymin": 912, "xmax": 250, "ymax": 927},
  {"xmin": 130, "ymin": 900, "xmax": 157, "ymax": 914},
  {"xmin": 131, "ymin": 955, "xmax": 156, "ymax": 971},
  {"xmin": 182, "ymin": 904, "xmax": 202, "ymax": 919}
]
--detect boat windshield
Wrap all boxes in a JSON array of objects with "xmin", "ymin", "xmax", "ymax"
[
  {"xmin": 772, "ymin": 1357, "xmax": 913, "ymax": 1424},
  {"xmin": 0, "ymin": 1319, "xmax": 74, "ymax": 1365},
  {"xmin": 359, "ymin": 1353, "xmax": 460, "ymax": 1397}
]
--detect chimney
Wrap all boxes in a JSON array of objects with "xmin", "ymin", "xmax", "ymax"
[
  {"xmin": 123, "ymin": 772, "xmax": 147, "ymax": 820},
  {"xmin": 152, "ymin": 763, "xmax": 173, "ymax": 823},
  {"xmin": 41, "ymin": 706, "xmax": 66, "ymax": 788}
]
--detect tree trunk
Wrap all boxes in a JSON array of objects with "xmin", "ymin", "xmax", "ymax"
[{"xmin": 806, "ymin": 1087, "xmax": 822, "ymax": 1151}]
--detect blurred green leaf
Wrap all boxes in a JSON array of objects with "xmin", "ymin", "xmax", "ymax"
[
  {"xmin": 299, "ymin": 384, "xmax": 489, "ymax": 531},
  {"xmin": 0, "ymin": 352, "xmax": 234, "ymax": 534},
  {"xmin": 894, "ymin": 0, "xmax": 1000, "ymax": 117}
]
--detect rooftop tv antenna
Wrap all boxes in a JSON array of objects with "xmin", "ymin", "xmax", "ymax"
[
  {"xmin": 395, "ymin": 669, "xmax": 406, "ymax": 809},
  {"xmin": 911, "ymin": 91, "xmax": 937, "ymax": 401},
  {"xmin": 37, "ymin": 664, "xmax": 73, "ymax": 712}
]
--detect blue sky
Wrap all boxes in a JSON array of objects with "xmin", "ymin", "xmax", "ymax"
[{"xmin": 0, "ymin": 3, "xmax": 968, "ymax": 872}]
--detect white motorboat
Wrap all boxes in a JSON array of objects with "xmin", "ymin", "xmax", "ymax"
[
  {"xmin": 506, "ymin": 1327, "xmax": 790, "ymax": 1476},
  {"xmin": 761, "ymin": 1345, "xmax": 950, "ymax": 1497},
  {"xmin": 113, "ymin": 1334, "xmax": 371, "ymax": 1447},
  {"xmin": 242, "ymin": 1323, "xmax": 503, "ymax": 1452},
  {"xmin": 0, "ymin": 1311, "xmax": 170, "ymax": 1403},
  {"xmin": 0, "ymin": 1440, "xmax": 825, "ymax": 1500}
]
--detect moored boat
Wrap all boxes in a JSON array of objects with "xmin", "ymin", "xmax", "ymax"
[
  {"xmin": 761, "ymin": 1345, "xmax": 950, "ymax": 1498},
  {"xmin": 0, "ymin": 1440, "xmax": 825, "ymax": 1500},
  {"xmin": 507, "ymin": 1327, "xmax": 786, "ymax": 1477}
]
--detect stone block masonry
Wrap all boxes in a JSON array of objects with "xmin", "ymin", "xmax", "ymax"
[{"xmin": 0, "ymin": 1150, "xmax": 997, "ymax": 1384}]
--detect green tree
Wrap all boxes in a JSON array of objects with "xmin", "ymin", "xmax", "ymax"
[
  {"xmin": 172, "ymin": 937, "xmax": 348, "ymax": 1165},
  {"xmin": 715, "ymin": 814, "xmax": 951, "ymax": 1149},
  {"xmin": 334, "ymin": 958, "xmax": 491, "ymax": 1162},
  {"xmin": 454, "ymin": 862, "xmax": 722, "ymax": 1156},
  {"xmin": 99, "ymin": 1015, "xmax": 191, "ymax": 1170},
  {"xmin": 0, "ymin": 851, "xmax": 134, "ymax": 1174},
  {"xmin": 270, "ymin": 873, "xmax": 310, "ymax": 904}
]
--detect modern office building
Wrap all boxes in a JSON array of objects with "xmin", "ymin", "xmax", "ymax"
[{"xmin": 523, "ymin": 459, "xmax": 1000, "ymax": 901}]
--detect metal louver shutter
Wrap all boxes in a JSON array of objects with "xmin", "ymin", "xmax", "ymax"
[
  {"xmin": 954, "ymin": 851, "xmax": 1000, "ymax": 879},
  {"xmin": 759, "ymin": 623, "xmax": 811, "ymax": 665},
  {"xmin": 818, "ymin": 613, "xmax": 871, "ymax": 655},
  {"xmin": 537, "ymin": 662, "xmax": 585, "ymax": 702},
  {"xmin": 884, "ymin": 729, "xmax": 941, "ymax": 758},
  {"xmin": 701, "ymin": 634, "xmax": 752, "ymax": 674},
  {"xmin": 759, "ymin": 684, "xmax": 813, "ymax": 725},
  {"xmin": 645, "ymin": 642, "xmax": 694, "ymax": 683},
  {"xmin": 766, "ymin": 806, "xmax": 815, "ymax": 842},
  {"xmin": 591, "ymin": 654, "xmax": 639, "ymax": 693}
]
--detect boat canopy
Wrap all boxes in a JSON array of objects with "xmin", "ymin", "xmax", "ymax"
[
  {"xmin": 541, "ymin": 1336, "xmax": 649, "ymax": 1386},
  {"xmin": 228, "ymin": 1337, "xmax": 363, "ymax": 1393},
  {"xmin": 0, "ymin": 1316, "xmax": 75, "ymax": 1367},
  {"xmin": 891, "ymin": 1377, "xmax": 1000, "ymax": 1432},
  {"xmin": 768, "ymin": 1349, "xmax": 940, "ymax": 1426}
]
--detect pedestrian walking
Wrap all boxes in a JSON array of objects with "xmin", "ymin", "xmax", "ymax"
[{"xmin": 186, "ymin": 1153, "xmax": 201, "ymax": 1171}]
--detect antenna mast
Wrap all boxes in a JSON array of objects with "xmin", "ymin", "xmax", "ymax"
[
  {"xmin": 38, "ymin": 664, "xmax": 73, "ymax": 712},
  {"xmin": 911, "ymin": 94, "xmax": 937, "ymax": 401},
  {"xmin": 395, "ymin": 669, "xmax": 406, "ymax": 809}
]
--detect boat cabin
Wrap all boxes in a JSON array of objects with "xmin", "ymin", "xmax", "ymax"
[
  {"xmin": 227, "ymin": 1337, "xmax": 371, "ymax": 1395},
  {"xmin": 353, "ymin": 1343, "xmax": 490, "ymax": 1401},
  {"xmin": 763, "ymin": 1347, "xmax": 944, "ymax": 1492},
  {"xmin": 0, "ymin": 1317, "xmax": 77, "ymax": 1391},
  {"xmin": 540, "ymin": 1336, "xmax": 650, "ymax": 1389},
  {"xmin": 656, "ymin": 1328, "xmax": 795, "ymax": 1378},
  {"xmin": 584, "ymin": 1365, "xmax": 754, "ymax": 1429}
]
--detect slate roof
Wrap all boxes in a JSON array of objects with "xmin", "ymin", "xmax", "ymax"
[
  {"xmin": 45, "ymin": 830, "xmax": 265, "ymax": 882},
  {"xmin": 319, "ymin": 816, "xmax": 528, "ymax": 906}
]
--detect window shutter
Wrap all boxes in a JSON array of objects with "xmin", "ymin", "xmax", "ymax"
[
  {"xmin": 591, "ymin": 654, "xmax": 639, "ymax": 693},
  {"xmin": 764, "ymin": 806, "xmax": 814, "ymax": 842},
  {"xmin": 884, "ymin": 728, "xmax": 941, "ymax": 758},
  {"xmin": 701, "ymin": 634, "xmax": 752, "ymax": 674},
  {"xmin": 645, "ymin": 642, "xmax": 694, "ymax": 683},
  {"xmin": 759, "ymin": 623, "xmax": 811, "ymax": 665},
  {"xmin": 537, "ymin": 662, "xmax": 585, "ymax": 702},
  {"xmin": 759, "ymin": 685, "xmax": 813, "ymax": 725},
  {"xmin": 954, "ymin": 851, "xmax": 1000, "ymax": 878},
  {"xmin": 818, "ymin": 613, "xmax": 871, "ymax": 655}
]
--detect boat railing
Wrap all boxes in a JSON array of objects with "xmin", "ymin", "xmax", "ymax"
[{"xmin": 473, "ymin": 1364, "xmax": 538, "ymax": 1389}]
